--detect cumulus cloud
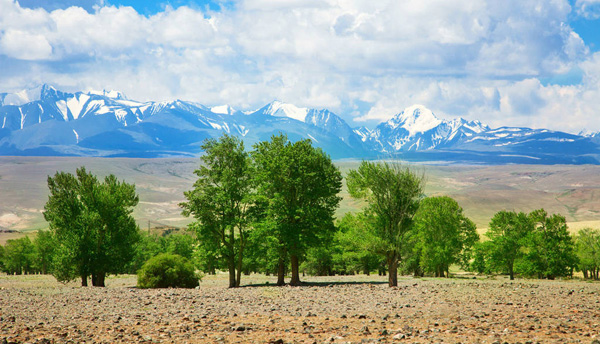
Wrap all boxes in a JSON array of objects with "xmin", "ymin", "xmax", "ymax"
[
  {"xmin": 0, "ymin": 30, "xmax": 53, "ymax": 60},
  {"xmin": 0, "ymin": 0, "xmax": 599, "ymax": 132}
]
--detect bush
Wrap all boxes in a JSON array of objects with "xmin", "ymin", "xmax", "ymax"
[{"xmin": 137, "ymin": 253, "xmax": 200, "ymax": 289}]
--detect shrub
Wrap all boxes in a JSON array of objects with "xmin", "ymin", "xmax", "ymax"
[{"xmin": 137, "ymin": 253, "xmax": 200, "ymax": 288}]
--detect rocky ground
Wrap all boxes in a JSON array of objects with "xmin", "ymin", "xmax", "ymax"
[{"xmin": 0, "ymin": 274, "xmax": 599, "ymax": 343}]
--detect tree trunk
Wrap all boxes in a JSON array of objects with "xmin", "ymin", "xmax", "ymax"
[
  {"xmin": 228, "ymin": 257, "xmax": 237, "ymax": 288},
  {"xmin": 583, "ymin": 270, "xmax": 588, "ymax": 279},
  {"xmin": 236, "ymin": 248, "xmax": 243, "ymax": 288},
  {"xmin": 81, "ymin": 274, "xmax": 88, "ymax": 287},
  {"xmin": 276, "ymin": 256, "xmax": 285, "ymax": 286},
  {"xmin": 290, "ymin": 254, "xmax": 301, "ymax": 286},
  {"xmin": 388, "ymin": 255, "xmax": 398, "ymax": 287},
  {"xmin": 91, "ymin": 272, "xmax": 106, "ymax": 287},
  {"xmin": 509, "ymin": 264, "xmax": 514, "ymax": 280}
]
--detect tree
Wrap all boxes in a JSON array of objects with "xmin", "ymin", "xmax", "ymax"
[
  {"xmin": 575, "ymin": 228, "xmax": 600, "ymax": 280},
  {"xmin": 484, "ymin": 210, "xmax": 533, "ymax": 280},
  {"xmin": 33, "ymin": 230, "xmax": 56, "ymax": 274},
  {"xmin": 521, "ymin": 209, "xmax": 577, "ymax": 279},
  {"xmin": 181, "ymin": 134, "xmax": 254, "ymax": 288},
  {"xmin": 470, "ymin": 241, "xmax": 493, "ymax": 275},
  {"xmin": 2, "ymin": 236, "xmax": 35, "ymax": 275},
  {"xmin": 252, "ymin": 134, "xmax": 342, "ymax": 286},
  {"xmin": 413, "ymin": 196, "xmax": 478, "ymax": 277},
  {"xmin": 0, "ymin": 245, "xmax": 4, "ymax": 272},
  {"xmin": 163, "ymin": 232, "xmax": 195, "ymax": 260},
  {"xmin": 44, "ymin": 167, "xmax": 140, "ymax": 287},
  {"xmin": 334, "ymin": 212, "xmax": 383, "ymax": 275},
  {"xmin": 347, "ymin": 161, "xmax": 425, "ymax": 287}
]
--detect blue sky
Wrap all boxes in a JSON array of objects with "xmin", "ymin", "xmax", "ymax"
[
  {"xmin": 17, "ymin": 0, "xmax": 232, "ymax": 14},
  {"xmin": 2, "ymin": 0, "xmax": 600, "ymax": 133}
]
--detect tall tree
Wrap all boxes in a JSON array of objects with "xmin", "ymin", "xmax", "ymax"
[
  {"xmin": 44, "ymin": 167, "xmax": 140, "ymax": 287},
  {"xmin": 347, "ymin": 161, "xmax": 424, "ymax": 287},
  {"xmin": 485, "ymin": 210, "xmax": 532, "ymax": 280},
  {"xmin": 413, "ymin": 196, "xmax": 478, "ymax": 277},
  {"xmin": 252, "ymin": 134, "xmax": 342, "ymax": 286},
  {"xmin": 181, "ymin": 134, "xmax": 253, "ymax": 288}
]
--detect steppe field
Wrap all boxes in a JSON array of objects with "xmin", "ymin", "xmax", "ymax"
[
  {"xmin": 1, "ymin": 156, "xmax": 600, "ymax": 237},
  {"xmin": 1, "ymin": 157, "xmax": 600, "ymax": 343},
  {"xmin": 1, "ymin": 273, "xmax": 599, "ymax": 343}
]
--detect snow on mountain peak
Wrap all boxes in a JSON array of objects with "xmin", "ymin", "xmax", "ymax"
[
  {"xmin": 579, "ymin": 129, "xmax": 599, "ymax": 138},
  {"xmin": 211, "ymin": 105, "xmax": 236, "ymax": 115},
  {"xmin": 388, "ymin": 104, "xmax": 442, "ymax": 136},
  {"xmin": 0, "ymin": 85, "xmax": 49, "ymax": 106},
  {"xmin": 87, "ymin": 89, "xmax": 127, "ymax": 100},
  {"xmin": 265, "ymin": 100, "xmax": 309, "ymax": 122}
]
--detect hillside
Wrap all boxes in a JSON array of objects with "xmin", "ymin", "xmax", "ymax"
[{"xmin": 1, "ymin": 158, "xmax": 600, "ymax": 237}]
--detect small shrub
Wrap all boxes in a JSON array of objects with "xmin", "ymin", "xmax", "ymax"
[{"xmin": 137, "ymin": 253, "xmax": 200, "ymax": 288}]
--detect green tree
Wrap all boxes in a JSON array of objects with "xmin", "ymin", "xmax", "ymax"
[
  {"xmin": 575, "ymin": 228, "xmax": 600, "ymax": 280},
  {"xmin": 470, "ymin": 241, "xmax": 493, "ymax": 275},
  {"xmin": 521, "ymin": 209, "xmax": 577, "ymax": 279},
  {"xmin": 128, "ymin": 232, "xmax": 164, "ymax": 274},
  {"xmin": 163, "ymin": 232, "xmax": 195, "ymax": 259},
  {"xmin": 347, "ymin": 161, "xmax": 425, "ymax": 287},
  {"xmin": 0, "ymin": 245, "xmax": 5, "ymax": 272},
  {"xmin": 252, "ymin": 134, "xmax": 342, "ymax": 286},
  {"xmin": 485, "ymin": 210, "xmax": 532, "ymax": 280},
  {"xmin": 181, "ymin": 134, "xmax": 254, "ymax": 288},
  {"xmin": 335, "ymin": 212, "xmax": 384, "ymax": 275},
  {"xmin": 33, "ymin": 230, "xmax": 56, "ymax": 274},
  {"xmin": 413, "ymin": 196, "xmax": 479, "ymax": 277},
  {"xmin": 44, "ymin": 167, "xmax": 140, "ymax": 287},
  {"xmin": 2, "ymin": 236, "xmax": 35, "ymax": 275}
]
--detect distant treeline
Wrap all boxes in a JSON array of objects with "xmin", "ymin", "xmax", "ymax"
[{"xmin": 0, "ymin": 134, "xmax": 599, "ymax": 287}]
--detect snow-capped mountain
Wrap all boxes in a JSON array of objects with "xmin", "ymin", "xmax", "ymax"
[
  {"xmin": 0, "ymin": 85, "xmax": 599, "ymax": 164},
  {"xmin": 250, "ymin": 101, "xmax": 369, "ymax": 154},
  {"xmin": 367, "ymin": 105, "xmax": 490, "ymax": 152}
]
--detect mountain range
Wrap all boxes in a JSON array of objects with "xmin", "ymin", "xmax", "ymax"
[{"xmin": 0, "ymin": 84, "xmax": 598, "ymax": 164}]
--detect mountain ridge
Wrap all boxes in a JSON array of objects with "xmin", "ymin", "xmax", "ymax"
[{"xmin": 0, "ymin": 85, "xmax": 598, "ymax": 164}]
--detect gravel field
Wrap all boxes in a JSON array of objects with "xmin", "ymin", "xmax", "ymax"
[{"xmin": 1, "ymin": 274, "xmax": 599, "ymax": 343}]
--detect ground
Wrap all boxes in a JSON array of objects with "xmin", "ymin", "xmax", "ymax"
[{"xmin": 1, "ymin": 274, "xmax": 599, "ymax": 343}]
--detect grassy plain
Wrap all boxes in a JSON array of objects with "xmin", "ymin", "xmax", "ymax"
[{"xmin": 1, "ymin": 157, "xmax": 600, "ymax": 242}]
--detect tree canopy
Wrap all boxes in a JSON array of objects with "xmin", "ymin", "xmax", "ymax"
[
  {"xmin": 347, "ymin": 161, "xmax": 424, "ymax": 287},
  {"xmin": 252, "ymin": 134, "xmax": 342, "ymax": 286},
  {"xmin": 181, "ymin": 134, "xmax": 254, "ymax": 288},
  {"xmin": 485, "ymin": 210, "xmax": 533, "ymax": 280},
  {"xmin": 44, "ymin": 167, "xmax": 140, "ymax": 287},
  {"xmin": 575, "ymin": 228, "xmax": 600, "ymax": 280},
  {"xmin": 413, "ymin": 196, "xmax": 478, "ymax": 277}
]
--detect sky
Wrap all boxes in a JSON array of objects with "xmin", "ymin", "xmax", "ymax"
[{"xmin": 1, "ymin": 0, "xmax": 600, "ymax": 132}]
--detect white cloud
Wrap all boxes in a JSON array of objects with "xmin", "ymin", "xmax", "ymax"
[
  {"xmin": 0, "ymin": 30, "xmax": 52, "ymax": 60},
  {"xmin": 0, "ymin": 0, "xmax": 600, "ymax": 133},
  {"xmin": 576, "ymin": 0, "xmax": 600, "ymax": 19}
]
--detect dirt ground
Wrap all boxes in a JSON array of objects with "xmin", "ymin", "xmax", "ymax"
[{"xmin": 1, "ymin": 273, "xmax": 599, "ymax": 344}]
